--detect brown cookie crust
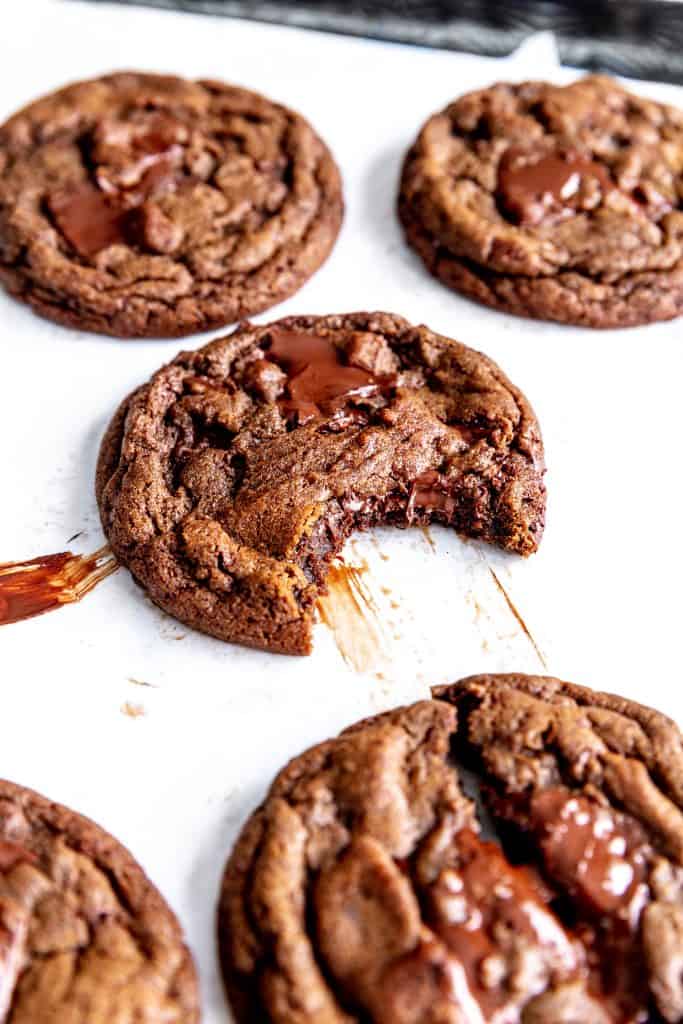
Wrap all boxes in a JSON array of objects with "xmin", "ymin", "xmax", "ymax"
[
  {"xmin": 218, "ymin": 674, "xmax": 683, "ymax": 1023},
  {"xmin": 96, "ymin": 311, "xmax": 546, "ymax": 654},
  {"xmin": 0, "ymin": 72, "xmax": 343, "ymax": 338},
  {"xmin": 0, "ymin": 778, "xmax": 199, "ymax": 1022},
  {"xmin": 399, "ymin": 75, "xmax": 683, "ymax": 328}
]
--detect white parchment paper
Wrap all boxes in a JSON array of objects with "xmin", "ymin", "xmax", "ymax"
[{"xmin": 2, "ymin": 5, "xmax": 683, "ymax": 1019}]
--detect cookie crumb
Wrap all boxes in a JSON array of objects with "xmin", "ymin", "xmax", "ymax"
[{"xmin": 121, "ymin": 701, "xmax": 145, "ymax": 719}]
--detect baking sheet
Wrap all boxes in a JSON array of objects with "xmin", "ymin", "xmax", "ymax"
[
  {"xmin": 2, "ymin": 4, "xmax": 683, "ymax": 1019},
  {"xmin": 84, "ymin": 0, "xmax": 683, "ymax": 84}
]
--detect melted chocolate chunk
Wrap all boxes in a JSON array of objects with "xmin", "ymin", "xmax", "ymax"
[
  {"xmin": 407, "ymin": 470, "xmax": 455, "ymax": 520},
  {"xmin": 92, "ymin": 112, "xmax": 185, "ymax": 194},
  {"xmin": 266, "ymin": 328, "xmax": 381, "ymax": 425},
  {"xmin": 531, "ymin": 788, "xmax": 650, "ymax": 925},
  {"xmin": 47, "ymin": 115, "xmax": 185, "ymax": 260},
  {"xmin": 46, "ymin": 112, "xmax": 188, "ymax": 259},
  {"xmin": 426, "ymin": 828, "xmax": 581, "ymax": 1019},
  {"xmin": 497, "ymin": 147, "xmax": 613, "ymax": 226},
  {"xmin": 530, "ymin": 787, "xmax": 652, "ymax": 1021},
  {"xmin": 48, "ymin": 185, "xmax": 129, "ymax": 258}
]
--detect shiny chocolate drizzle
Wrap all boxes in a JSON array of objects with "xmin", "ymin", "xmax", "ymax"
[{"xmin": 0, "ymin": 546, "xmax": 118, "ymax": 626}]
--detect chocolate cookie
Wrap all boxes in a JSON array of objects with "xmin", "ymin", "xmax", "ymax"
[
  {"xmin": 0, "ymin": 72, "xmax": 342, "ymax": 337},
  {"xmin": 399, "ymin": 75, "xmax": 683, "ymax": 328},
  {"xmin": 0, "ymin": 778, "xmax": 198, "ymax": 1021},
  {"xmin": 96, "ymin": 311, "xmax": 545, "ymax": 654},
  {"xmin": 218, "ymin": 674, "xmax": 683, "ymax": 1023}
]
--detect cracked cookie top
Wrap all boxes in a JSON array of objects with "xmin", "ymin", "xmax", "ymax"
[
  {"xmin": 399, "ymin": 75, "xmax": 683, "ymax": 328},
  {"xmin": 0, "ymin": 779, "xmax": 198, "ymax": 1023},
  {"xmin": 96, "ymin": 311, "xmax": 545, "ymax": 654},
  {"xmin": 0, "ymin": 72, "xmax": 342, "ymax": 337},
  {"xmin": 219, "ymin": 674, "xmax": 683, "ymax": 1023}
]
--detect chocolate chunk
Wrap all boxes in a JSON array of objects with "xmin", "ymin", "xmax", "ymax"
[
  {"xmin": 346, "ymin": 331, "xmax": 400, "ymax": 376},
  {"xmin": 439, "ymin": 674, "xmax": 683, "ymax": 1022},
  {"xmin": 530, "ymin": 787, "xmax": 650, "ymax": 922},
  {"xmin": 47, "ymin": 185, "xmax": 128, "ymax": 258},
  {"xmin": 407, "ymin": 470, "xmax": 456, "ymax": 521},
  {"xmin": 243, "ymin": 358, "xmax": 287, "ymax": 404},
  {"xmin": 133, "ymin": 201, "xmax": 183, "ymax": 254},
  {"xmin": 92, "ymin": 111, "xmax": 185, "ymax": 194},
  {"xmin": 497, "ymin": 147, "xmax": 612, "ymax": 226},
  {"xmin": 48, "ymin": 113, "xmax": 189, "ymax": 259},
  {"xmin": 267, "ymin": 328, "xmax": 380, "ymax": 425}
]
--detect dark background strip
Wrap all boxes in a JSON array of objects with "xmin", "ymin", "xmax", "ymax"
[{"xmin": 79, "ymin": 1, "xmax": 683, "ymax": 84}]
